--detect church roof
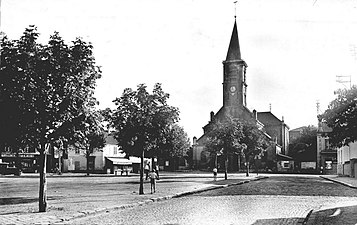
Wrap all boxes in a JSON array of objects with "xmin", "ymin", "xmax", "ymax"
[
  {"xmin": 226, "ymin": 20, "xmax": 242, "ymax": 61},
  {"xmin": 257, "ymin": 111, "xmax": 288, "ymax": 129}
]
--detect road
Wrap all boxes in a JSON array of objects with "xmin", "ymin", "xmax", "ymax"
[{"xmin": 67, "ymin": 175, "xmax": 357, "ymax": 225}]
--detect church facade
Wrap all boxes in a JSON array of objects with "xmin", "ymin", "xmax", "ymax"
[{"xmin": 192, "ymin": 19, "xmax": 291, "ymax": 172}]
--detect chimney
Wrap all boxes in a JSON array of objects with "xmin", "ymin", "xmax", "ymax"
[
  {"xmin": 253, "ymin": 109, "xmax": 257, "ymax": 120},
  {"xmin": 210, "ymin": 111, "xmax": 215, "ymax": 122}
]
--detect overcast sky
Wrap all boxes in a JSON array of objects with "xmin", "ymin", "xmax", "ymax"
[{"xmin": 2, "ymin": 0, "xmax": 357, "ymax": 140}]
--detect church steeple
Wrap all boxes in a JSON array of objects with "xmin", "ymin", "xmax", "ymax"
[
  {"xmin": 225, "ymin": 19, "xmax": 241, "ymax": 61},
  {"xmin": 222, "ymin": 19, "xmax": 247, "ymax": 108}
]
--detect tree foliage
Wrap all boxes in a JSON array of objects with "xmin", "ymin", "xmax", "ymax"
[
  {"xmin": 158, "ymin": 123, "xmax": 190, "ymax": 160},
  {"xmin": 206, "ymin": 117, "xmax": 269, "ymax": 178},
  {"xmin": 206, "ymin": 117, "xmax": 245, "ymax": 157},
  {"xmin": 0, "ymin": 26, "xmax": 102, "ymax": 211},
  {"xmin": 74, "ymin": 109, "xmax": 106, "ymax": 176},
  {"xmin": 110, "ymin": 83, "xmax": 179, "ymax": 194},
  {"xmin": 205, "ymin": 117, "xmax": 245, "ymax": 179},
  {"xmin": 319, "ymin": 86, "xmax": 357, "ymax": 147},
  {"xmin": 288, "ymin": 126, "xmax": 317, "ymax": 161},
  {"xmin": 241, "ymin": 122, "xmax": 269, "ymax": 163}
]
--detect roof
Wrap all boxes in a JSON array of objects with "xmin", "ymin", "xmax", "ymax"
[
  {"xmin": 257, "ymin": 112, "xmax": 282, "ymax": 125},
  {"xmin": 290, "ymin": 126, "xmax": 307, "ymax": 132},
  {"xmin": 318, "ymin": 122, "xmax": 333, "ymax": 133},
  {"xmin": 225, "ymin": 20, "xmax": 242, "ymax": 61},
  {"xmin": 277, "ymin": 153, "xmax": 293, "ymax": 161},
  {"xmin": 105, "ymin": 134, "xmax": 118, "ymax": 145}
]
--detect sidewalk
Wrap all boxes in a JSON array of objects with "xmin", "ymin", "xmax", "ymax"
[
  {"xmin": 305, "ymin": 175, "xmax": 357, "ymax": 225},
  {"xmin": 320, "ymin": 175, "xmax": 357, "ymax": 189},
  {"xmin": 0, "ymin": 172, "xmax": 264, "ymax": 225}
]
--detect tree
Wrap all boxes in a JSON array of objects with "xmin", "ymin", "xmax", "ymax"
[
  {"xmin": 0, "ymin": 26, "xmax": 102, "ymax": 212},
  {"xmin": 240, "ymin": 122, "xmax": 269, "ymax": 176},
  {"xmin": 319, "ymin": 86, "xmax": 357, "ymax": 147},
  {"xmin": 110, "ymin": 83, "xmax": 179, "ymax": 194},
  {"xmin": 288, "ymin": 126, "xmax": 317, "ymax": 162},
  {"xmin": 157, "ymin": 124, "xmax": 190, "ymax": 170},
  {"xmin": 206, "ymin": 117, "xmax": 245, "ymax": 180},
  {"xmin": 74, "ymin": 109, "xmax": 106, "ymax": 176}
]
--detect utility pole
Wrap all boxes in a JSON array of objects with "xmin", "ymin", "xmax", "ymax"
[{"xmin": 0, "ymin": 0, "xmax": 4, "ymax": 65}]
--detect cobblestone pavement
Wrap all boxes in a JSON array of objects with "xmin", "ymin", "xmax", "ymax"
[
  {"xmin": 305, "ymin": 175, "xmax": 357, "ymax": 225},
  {"xmin": 68, "ymin": 195, "xmax": 320, "ymax": 225},
  {"xmin": 0, "ymin": 172, "xmax": 260, "ymax": 225},
  {"xmin": 2, "ymin": 173, "xmax": 356, "ymax": 225}
]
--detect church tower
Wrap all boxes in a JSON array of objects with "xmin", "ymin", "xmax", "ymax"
[{"xmin": 223, "ymin": 19, "xmax": 248, "ymax": 109}]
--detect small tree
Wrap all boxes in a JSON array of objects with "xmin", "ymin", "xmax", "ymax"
[
  {"xmin": 241, "ymin": 123, "xmax": 269, "ymax": 176},
  {"xmin": 206, "ymin": 117, "xmax": 245, "ymax": 180},
  {"xmin": 75, "ymin": 109, "xmax": 106, "ymax": 176},
  {"xmin": 319, "ymin": 86, "xmax": 357, "ymax": 147},
  {"xmin": 110, "ymin": 83, "xmax": 179, "ymax": 194},
  {"xmin": 156, "ymin": 124, "xmax": 190, "ymax": 170},
  {"xmin": 288, "ymin": 125, "xmax": 317, "ymax": 163}
]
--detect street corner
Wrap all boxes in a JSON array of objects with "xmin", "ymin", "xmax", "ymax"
[{"xmin": 320, "ymin": 175, "xmax": 357, "ymax": 189}]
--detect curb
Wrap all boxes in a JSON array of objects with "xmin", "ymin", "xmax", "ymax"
[
  {"xmin": 300, "ymin": 209, "xmax": 313, "ymax": 225},
  {"xmin": 320, "ymin": 176, "xmax": 357, "ymax": 189},
  {"xmin": 55, "ymin": 177, "xmax": 264, "ymax": 223}
]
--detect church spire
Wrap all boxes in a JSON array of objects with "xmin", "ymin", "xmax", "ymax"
[{"xmin": 225, "ymin": 19, "xmax": 242, "ymax": 61}]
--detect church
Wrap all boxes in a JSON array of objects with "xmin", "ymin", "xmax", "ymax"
[{"xmin": 192, "ymin": 18, "xmax": 292, "ymax": 172}]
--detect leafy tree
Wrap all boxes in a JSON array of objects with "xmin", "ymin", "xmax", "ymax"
[
  {"xmin": 288, "ymin": 125, "xmax": 317, "ymax": 162},
  {"xmin": 74, "ymin": 109, "xmax": 106, "ymax": 176},
  {"xmin": 206, "ymin": 117, "xmax": 245, "ymax": 180},
  {"xmin": 110, "ymin": 83, "xmax": 179, "ymax": 194},
  {"xmin": 241, "ymin": 122, "xmax": 269, "ymax": 176},
  {"xmin": 157, "ymin": 124, "xmax": 190, "ymax": 170},
  {"xmin": 319, "ymin": 86, "xmax": 357, "ymax": 147},
  {"xmin": 0, "ymin": 26, "xmax": 102, "ymax": 212}
]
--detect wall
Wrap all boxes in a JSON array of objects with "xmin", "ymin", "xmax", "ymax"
[
  {"xmin": 343, "ymin": 162, "xmax": 351, "ymax": 176},
  {"xmin": 349, "ymin": 142, "xmax": 357, "ymax": 159}
]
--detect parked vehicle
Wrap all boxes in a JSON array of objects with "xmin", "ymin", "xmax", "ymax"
[{"xmin": 0, "ymin": 162, "xmax": 22, "ymax": 176}]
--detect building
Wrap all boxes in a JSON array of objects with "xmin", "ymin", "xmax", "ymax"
[
  {"xmin": 317, "ymin": 121, "xmax": 337, "ymax": 175},
  {"xmin": 193, "ymin": 18, "xmax": 291, "ymax": 172},
  {"xmin": 65, "ymin": 134, "xmax": 142, "ymax": 174},
  {"xmin": 337, "ymin": 142, "xmax": 357, "ymax": 178},
  {"xmin": 257, "ymin": 112, "xmax": 289, "ymax": 155}
]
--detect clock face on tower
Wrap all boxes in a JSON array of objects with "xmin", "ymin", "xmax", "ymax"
[{"xmin": 230, "ymin": 86, "xmax": 236, "ymax": 92}]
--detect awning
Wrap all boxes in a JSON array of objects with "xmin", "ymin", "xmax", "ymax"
[
  {"xmin": 106, "ymin": 157, "xmax": 132, "ymax": 166},
  {"xmin": 129, "ymin": 156, "xmax": 142, "ymax": 164},
  {"xmin": 277, "ymin": 153, "xmax": 293, "ymax": 161}
]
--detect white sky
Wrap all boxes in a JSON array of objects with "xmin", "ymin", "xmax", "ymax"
[{"xmin": 2, "ymin": 0, "xmax": 357, "ymax": 140}]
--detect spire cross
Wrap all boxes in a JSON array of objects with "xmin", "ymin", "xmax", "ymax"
[{"xmin": 234, "ymin": 1, "xmax": 238, "ymax": 19}]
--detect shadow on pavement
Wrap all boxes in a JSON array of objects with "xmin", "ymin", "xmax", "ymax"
[
  {"xmin": 0, "ymin": 196, "xmax": 63, "ymax": 206},
  {"xmin": 308, "ymin": 204, "xmax": 357, "ymax": 225},
  {"xmin": 0, "ymin": 197, "xmax": 38, "ymax": 205},
  {"xmin": 251, "ymin": 217, "xmax": 303, "ymax": 224}
]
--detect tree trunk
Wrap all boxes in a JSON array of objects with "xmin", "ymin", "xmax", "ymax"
[
  {"xmin": 86, "ymin": 148, "xmax": 90, "ymax": 176},
  {"xmin": 224, "ymin": 154, "xmax": 228, "ymax": 180},
  {"xmin": 237, "ymin": 154, "xmax": 241, "ymax": 172},
  {"xmin": 39, "ymin": 144, "xmax": 47, "ymax": 212},
  {"xmin": 139, "ymin": 150, "xmax": 144, "ymax": 195},
  {"xmin": 246, "ymin": 155, "xmax": 250, "ymax": 177}
]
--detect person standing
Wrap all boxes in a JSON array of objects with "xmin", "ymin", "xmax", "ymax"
[
  {"xmin": 155, "ymin": 164, "xmax": 160, "ymax": 180},
  {"xmin": 144, "ymin": 162, "xmax": 150, "ymax": 180},
  {"xmin": 213, "ymin": 168, "xmax": 218, "ymax": 181},
  {"xmin": 149, "ymin": 169, "xmax": 158, "ymax": 194}
]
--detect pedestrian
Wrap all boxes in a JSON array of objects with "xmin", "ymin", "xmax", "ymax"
[
  {"xmin": 213, "ymin": 167, "xmax": 217, "ymax": 181},
  {"xmin": 149, "ymin": 169, "xmax": 158, "ymax": 194},
  {"xmin": 155, "ymin": 164, "xmax": 160, "ymax": 180},
  {"xmin": 144, "ymin": 162, "xmax": 150, "ymax": 180}
]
